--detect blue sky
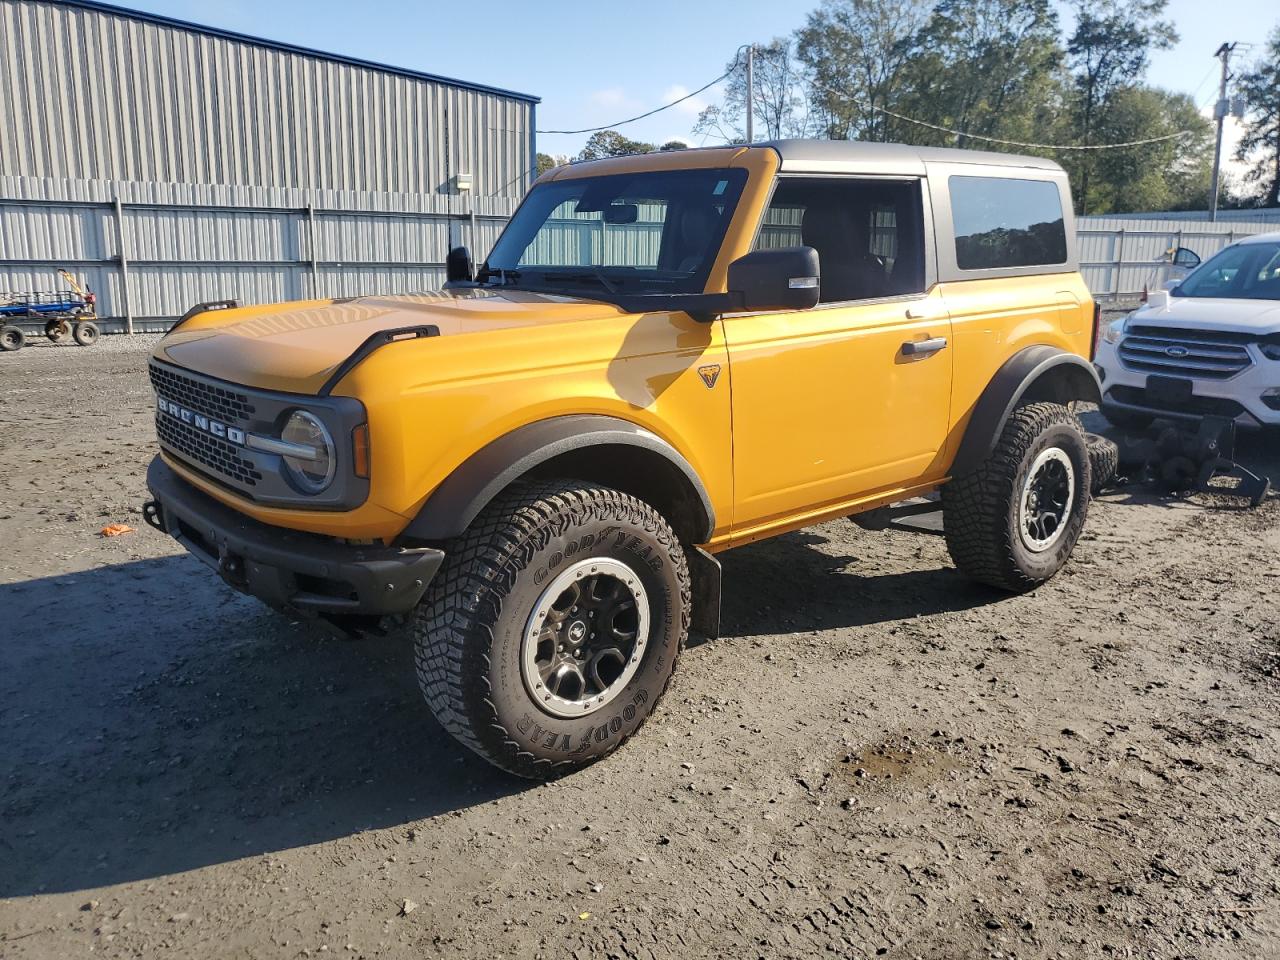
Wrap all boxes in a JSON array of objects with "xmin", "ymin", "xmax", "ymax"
[{"xmin": 123, "ymin": 0, "xmax": 1273, "ymax": 177}]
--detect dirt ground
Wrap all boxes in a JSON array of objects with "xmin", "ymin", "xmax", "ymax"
[{"xmin": 1, "ymin": 334, "xmax": 1278, "ymax": 960}]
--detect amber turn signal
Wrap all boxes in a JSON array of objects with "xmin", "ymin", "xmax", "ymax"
[{"xmin": 352, "ymin": 423, "xmax": 370, "ymax": 479}]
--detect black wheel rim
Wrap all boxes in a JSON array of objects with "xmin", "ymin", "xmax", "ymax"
[
  {"xmin": 1018, "ymin": 447, "xmax": 1075, "ymax": 552},
  {"xmin": 522, "ymin": 558, "xmax": 649, "ymax": 718}
]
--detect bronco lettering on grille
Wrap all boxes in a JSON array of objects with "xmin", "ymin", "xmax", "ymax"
[{"xmin": 156, "ymin": 396, "xmax": 246, "ymax": 446}]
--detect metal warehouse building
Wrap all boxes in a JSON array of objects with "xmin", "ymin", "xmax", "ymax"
[{"xmin": 0, "ymin": 0, "xmax": 538, "ymax": 331}]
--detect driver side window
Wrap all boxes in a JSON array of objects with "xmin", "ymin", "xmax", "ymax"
[{"xmin": 754, "ymin": 178, "xmax": 926, "ymax": 304}]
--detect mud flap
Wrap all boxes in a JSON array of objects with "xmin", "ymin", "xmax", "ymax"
[{"xmin": 687, "ymin": 545, "xmax": 721, "ymax": 641}]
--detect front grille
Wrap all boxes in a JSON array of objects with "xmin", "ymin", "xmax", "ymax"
[
  {"xmin": 1118, "ymin": 325, "xmax": 1252, "ymax": 380},
  {"xmin": 148, "ymin": 361, "xmax": 257, "ymax": 423},
  {"xmin": 156, "ymin": 414, "xmax": 263, "ymax": 487}
]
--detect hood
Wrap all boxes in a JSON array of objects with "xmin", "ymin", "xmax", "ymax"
[
  {"xmin": 153, "ymin": 289, "xmax": 627, "ymax": 394},
  {"xmin": 1132, "ymin": 295, "xmax": 1280, "ymax": 335}
]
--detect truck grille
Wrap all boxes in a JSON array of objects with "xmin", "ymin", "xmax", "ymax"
[
  {"xmin": 149, "ymin": 360, "xmax": 261, "ymax": 490},
  {"xmin": 155, "ymin": 414, "xmax": 263, "ymax": 487},
  {"xmin": 148, "ymin": 361, "xmax": 257, "ymax": 423},
  {"xmin": 1118, "ymin": 325, "xmax": 1252, "ymax": 380}
]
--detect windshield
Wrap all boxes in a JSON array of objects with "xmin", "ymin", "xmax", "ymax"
[
  {"xmin": 1175, "ymin": 241, "xmax": 1280, "ymax": 300},
  {"xmin": 483, "ymin": 168, "xmax": 748, "ymax": 297}
]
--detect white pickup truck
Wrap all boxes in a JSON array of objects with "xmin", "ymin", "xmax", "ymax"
[{"xmin": 1094, "ymin": 232, "xmax": 1280, "ymax": 430}]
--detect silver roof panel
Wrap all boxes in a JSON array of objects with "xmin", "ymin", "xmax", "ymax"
[{"xmin": 762, "ymin": 139, "xmax": 1064, "ymax": 176}]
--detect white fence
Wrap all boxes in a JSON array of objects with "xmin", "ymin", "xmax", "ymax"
[{"xmin": 1077, "ymin": 216, "xmax": 1276, "ymax": 303}]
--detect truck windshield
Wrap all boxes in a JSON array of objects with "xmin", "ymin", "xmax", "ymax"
[
  {"xmin": 483, "ymin": 168, "xmax": 748, "ymax": 297},
  {"xmin": 1175, "ymin": 241, "xmax": 1280, "ymax": 300}
]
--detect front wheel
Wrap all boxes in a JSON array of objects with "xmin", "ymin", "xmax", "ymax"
[
  {"xmin": 942, "ymin": 402, "xmax": 1091, "ymax": 592},
  {"xmin": 413, "ymin": 480, "xmax": 690, "ymax": 779},
  {"xmin": 0, "ymin": 325, "xmax": 25, "ymax": 352}
]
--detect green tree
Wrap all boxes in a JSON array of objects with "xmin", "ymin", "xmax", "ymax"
[
  {"xmin": 1082, "ymin": 87, "xmax": 1213, "ymax": 212},
  {"xmin": 795, "ymin": 0, "xmax": 934, "ymax": 141},
  {"xmin": 1065, "ymin": 0, "xmax": 1177, "ymax": 212},
  {"xmin": 1235, "ymin": 26, "xmax": 1280, "ymax": 207},
  {"xmin": 659, "ymin": 140, "xmax": 690, "ymax": 151},
  {"xmin": 576, "ymin": 131, "xmax": 655, "ymax": 161},
  {"xmin": 894, "ymin": 0, "xmax": 1063, "ymax": 149},
  {"xmin": 535, "ymin": 152, "xmax": 559, "ymax": 176},
  {"xmin": 693, "ymin": 39, "xmax": 815, "ymax": 143}
]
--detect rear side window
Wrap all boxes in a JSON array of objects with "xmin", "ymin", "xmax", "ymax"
[{"xmin": 949, "ymin": 176, "xmax": 1067, "ymax": 271}]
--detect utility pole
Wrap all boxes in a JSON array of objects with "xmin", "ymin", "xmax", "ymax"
[
  {"xmin": 1209, "ymin": 42, "xmax": 1237, "ymax": 222},
  {"xmin": 745, "ymin": 44, "xmax": 754, "ymax": 144}
]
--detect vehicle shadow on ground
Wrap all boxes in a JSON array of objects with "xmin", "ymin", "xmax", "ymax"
[
  {"xmin": 0, "ymin": 555, "xmax": 525, "ymax": 897},
  {"xmin": 709, "ymin": 528, "xmax": 1002, "ymax": 644}
]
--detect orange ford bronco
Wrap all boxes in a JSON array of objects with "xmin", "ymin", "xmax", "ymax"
[{"xmin": 143, "ymin": 141, "xmax": 1101, "ymax": 777}]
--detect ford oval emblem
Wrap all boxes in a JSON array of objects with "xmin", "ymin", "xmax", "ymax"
[{"xmin": 1165, "ymin": 346, "xmax": 1189, "ymax": 358}]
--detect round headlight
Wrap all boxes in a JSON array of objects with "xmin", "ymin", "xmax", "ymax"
[{"xmin": 281, "ymin": 410, "xmax": 335, "ymax": 494}]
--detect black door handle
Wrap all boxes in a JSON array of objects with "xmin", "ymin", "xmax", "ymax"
[{"xmin": 902, "ymin": 337, "xmax": 948, "ymax": 357}]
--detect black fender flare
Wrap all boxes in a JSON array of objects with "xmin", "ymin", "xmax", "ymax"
[
  {"xmin": 400, "ymin": 415, "xmax": 716, "ymax": 543},
  {"xmin": 951, "ymin": 345, "xmax": 1102, "ymax": 476}
]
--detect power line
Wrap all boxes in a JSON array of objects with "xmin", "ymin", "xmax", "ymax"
[
  {"xmin": 536, "ymin": 53, "xmax": 742, "ymax": 136},
  {"xmin": 866, "ymin": 102, "xmax": 1193, "ymax": 151},
  {"xmin": 801, "ymin": 73, "xmax": 1197, "ymax": 152}
]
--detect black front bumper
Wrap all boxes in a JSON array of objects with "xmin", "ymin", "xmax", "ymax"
[{"xmin": 144, "ymin": 457, "xmax": 443, "ymax": 616}]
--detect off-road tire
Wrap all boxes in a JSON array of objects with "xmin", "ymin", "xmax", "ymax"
[
  {"xmin": 1099, "ymin": 404, "xmax": 1153, "ymax": 432},
  {"xmin": 0, "ymin": 324, "xmax": 25, "ymax": 351},
  {"xmin": 942, "ymin": 402, "xmax": 1091, "ymax": 593},
  {"xmin": 45, "ymin": 319, "xmax": 69, "ymax": 342},
  {"xmin": 413, "ymin": 479, "xmax": 691, "ymax": 779},
  {"xmin": 72, "ymin": 321, "xmax": 99, "ymax": 346},
  {"xmin": 1086, "ymin": 432, "xmax": 1120, "ymax": 496}
]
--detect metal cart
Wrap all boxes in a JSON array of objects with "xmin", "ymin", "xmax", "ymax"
[{"xmin": 1, "ymin": 270, "xmax": 100, "ymax": 352}]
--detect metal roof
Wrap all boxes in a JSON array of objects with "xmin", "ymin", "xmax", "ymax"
[
  {"xmin": 50, "ymin": 0, "xmax": 540, "ymax": 104},
  {"xmin": 765, "ymin": 139, "xmax": 1063, "ymax": 174}
]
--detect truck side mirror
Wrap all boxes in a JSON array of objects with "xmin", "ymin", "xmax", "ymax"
[
  {"xmin": 446, "ymin": 246, "xmax": 474, "ymax": 284},
  {"xmin": 726, "ymin": 246, "xmax": 821, "ymax": 312}
]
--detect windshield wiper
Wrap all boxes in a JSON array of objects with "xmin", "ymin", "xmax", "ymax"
[{"xmin": 537, "ymin": 268, "xmax": 619, "ymax": 294}]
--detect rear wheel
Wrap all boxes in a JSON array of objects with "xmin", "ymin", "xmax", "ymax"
[
  {"xmin": 1086, "ymin": 432, "xmax": 1120, "ymax": 496},
  {"xmin": 45, "ymin": 318, "xmax": 70, "ymax": 342},
  {"xmin": 0, "ymin": 325, "xmax": 25, "ymax": 352},
  {"xmin": 72, "ymin": 321, "xmax": 99, "ymax": 346},
  {"xmin": 413, "ymin": 479, "xmax": 690, "ymax": 779},
  {"xmin": 942, "ymin": 402, "xmax": 1091, "ymax": 592}
]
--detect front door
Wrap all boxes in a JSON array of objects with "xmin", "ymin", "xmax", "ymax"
[{"xmin": 723, "ymin": 176, "xmax": 953, "ymax": 541}]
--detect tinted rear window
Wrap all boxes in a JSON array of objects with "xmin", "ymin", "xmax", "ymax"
[{"xmin": 950, "ymin": 176, "xmax": 1067, "ymax": 270}]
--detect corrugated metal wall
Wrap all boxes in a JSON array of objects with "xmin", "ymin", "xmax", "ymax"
[
  {"xmin": 0, "ymin": 176, "xmax": 517, "ymax": 328},
  {"xmin": 0, "ymin": 0, "xmax": 535, "ymax": 330},
  {"xmin": 0, "ymin": 0, "xmax": 534, "ymax": 198}
]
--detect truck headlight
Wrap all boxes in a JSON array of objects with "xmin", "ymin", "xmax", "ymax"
[
  {"xmin": 1260, "ymin": 336, "xmax": 1280, "ymax": 361},
  {"xmin": 280, "ymin": 410, "xmax": 335, "ymax": 494},
  {"xmin": 1102, "ymin": 316, "xmax": 1129, "ymax": 344}
]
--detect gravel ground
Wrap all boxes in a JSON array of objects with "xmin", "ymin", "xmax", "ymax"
[{"xmin": 1, "ymin": 334, "xmax": 1278, "ymax": 959}]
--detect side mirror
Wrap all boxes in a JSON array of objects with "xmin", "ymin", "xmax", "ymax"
[
  {"xmin": 445, "ymin": 246, "xmax": 474, "ymax": 284},
  {"xmin": 1173, "ymin": 246, "xmax": 1201, "ymax": 268},
  {"xmin": 726, "ymin": 246, "xmax": 820, "ymax": 312}
]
